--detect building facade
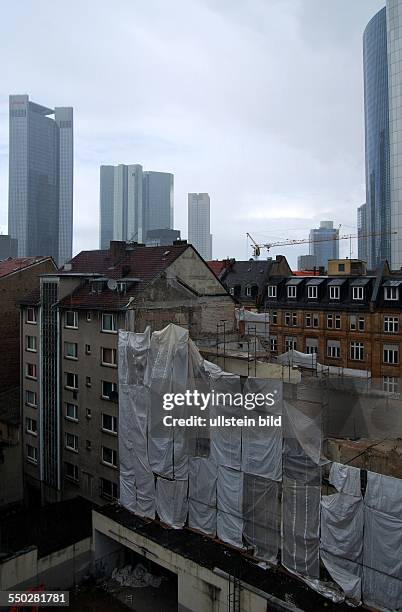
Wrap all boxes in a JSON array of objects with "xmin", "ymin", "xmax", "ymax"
[
  {"xmin": 8, "ymin": 95, "xmax": 73, "ymax": 266},
  {"xmin": 309, "ymin": 221, "xmax": 339, "ymax": 270},
  {"xmin": 188, "ymin": 193, "xmax": 212, "ymax": 260},
  {"xmin": 357, "ymin": 203, "xmax": 368, "ymax": 263},
  {"xmin": 297, "ymin": 254, "xmax": 317, "ymax": 271},
  {"xmin": 143, "ymin": 171, "xmax": 174, "ymax": 234},
  {"xmin": 145, "ymin": 228, "xmax": 181, "ymax": 247},
  {"xmin": 0, "ymin": 235, "xmax": 18, "ymax": 260},
  {"xmin": 20, "ymin": 241, "xmax": 234, "ymax": 505}
]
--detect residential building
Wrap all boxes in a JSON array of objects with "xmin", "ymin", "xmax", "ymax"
[
  {"xmin": 99, "ymin": 164, "xmax": 144, "ymax": 248},
  {"xmin": 297, "ymin": 254, "xmax": 317, "ymax": 271},
  {"xmin": 357, "ymin": 203, "xmax": 368, "ymax": 263},
  {"xmin": 145, "ymin": 228, "xmax": 181, "ymax": 247},
  {"xmin": 188, "ymin": 193, "xmax": 212, "ymax": 260},
  {"xmin": 217, "ymin": 256, "xmax": 292, "ymax": 307},
  {"xmin": 309, "ymin": 221, "xmax": 339, "ymax": 270},
  {"xmin": 0, "ymin": 256, "xmax": 57, "ymax": 508},
  {"xmin": 8, "ymin": 95, "xmax": 73, "ymax": 266},
  {"xmin": 0, "ymin": 235, "xmax": 18, "ymax": 260},
  {"xmin": 143, "ymin": 171, "xmax": 174, "ymax": 233},
  {"xmin": 20, "ymin": 241, "xmax": 234, "ymax": 505}
]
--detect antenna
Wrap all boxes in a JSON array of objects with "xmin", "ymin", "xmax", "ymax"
[{"xmin": 107, "ymin": 279, "xmax": 117, "ymax": 291}]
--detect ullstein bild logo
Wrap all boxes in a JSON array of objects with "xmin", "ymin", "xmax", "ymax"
[{"xmin": 161, "ymin": 390, "xmax": 282, "ymax": 428}]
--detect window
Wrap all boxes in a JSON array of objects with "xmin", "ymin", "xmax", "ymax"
[
  {"xmin": 65, "ymin": 372, "xmax": 78, "ymax": 390},
  {"xmin": 352, "ymin": 286, "xmax": 364, "ymax": 300},
  {"xmin": 101, "ymin": 347, "xmax": 117, "ymax": 367},
  {"xmin": 307, "ymin": 285, "xmax": 317, "ymax": 299},
  {"xmin": 327, "ymin": 340, "xmax": 341, "ymax": 359},
  {"xmin": 26, "ymin": 417, "xmax": 37, "ymax": 435},
  {"xmin": 65, "ymin": 403, "xmax": 78, "ymax": 421},
  {"xmin": 384, "ymin": 286, "xmax": 399, "ymax": 301},
  {"xmin": 305, "ymin": 313, "xmax": 319, "ymax": 328},
  {"xmin": 329, "ymin": 286, "xmax": 340, "ymax": 300},
  {"xmin": 65, "ymin": 433, "xmax": 78, "ymax": 452},
  {"xmin": 312, "ymin": 313, "xmax": 319, "ymax": 328},
  {"xmin": 85, "ymin": 344, "xmax": 91, "ymax": 354},
  {"xmin": 327, "ymin": 314, "xmax": 341, "ymax": 330},
  {"xmin": 383, "ymin": 344, "xmax": 399, "ymax": 365},
  {"xmin": 383, "ymin": 376, "xmax": 399, "ymax": 396},
  {"xmin": 287, "ymin": 285, "xmax": 297, "ymax": 299},
  {"xmin": 245, "ymin": 285, "xmax": 251, "ymax": 297},
  {"xmin": 350, "ymin": 342, "xmax": 364, "ymax": 361},
  {"xmin": 305, "ymin": 338, "xmax": 318, "ymax": 354},
  {"xmin": 26, "ymin": 335, "xmax": 37, "ymax": 352},
  {"xmin": 65, "ymin": 462, "xmax": 79, "ymax": 482},
  {"xmin": 384, "ymin": 316, "xmax": 399, "ymax": 333},
  {"xmin": 270, "ymin": 336, "xmax": 277, "ymax": 352},
  {"xmin": 26, "ymin": 444, "xmax": 38, "ymax": 464},
  {"xmin": 338, "ymin": 263, "xmax": 345, "ymax": 272},
  {"xmin": 102, "ymin": 446, "xmax": 117, "ymax": 467},
  {"xmin": 229, "ymin": 287, "xmax": 234, "ymax": 296},
  {"xmin": 270, "ymin": 311, "xmax": 278, "ymax": 325},
  {"xmin": 285, "ymin": 336, "xmax": 297, "ymax": 352},
  {"xmin": 305, "ymin": 313, "xmax": 312, "ymax": 327},
  {"xmin": 26, "ymin": 307, "xmax": 37, "ymax": 324},
  {"xmin": 100, "ymin": 478, "xmax": 118, "ymax": 500},
  {"xmin": 102, "ymin": 413, "xmax": 118, "ymax": 434},
  {"xmin": 350, "ymin": 315, "xmax": 365, "ymax": 331},
  {"xmin": 292, "ymin": 312, "xmax": 297, "ymax": 326},
  {"xmin": 285, "ymin": 312, "xmax": 291, "ymax": 326},
  {"xmin": 102, "ymin": 380, "xmax": 117, "ymax": 400},
  {"xmin": 64, "ymin": 342, "xmax": 78, "ymax": 360},
  {"xmin": 86, "ymin": 312, "xmax": 92, "ymax": 322},
  {"xmin": 65, "ymin": 311, "xmax": 78, "ymax": 328},
  {"xmin": 86, "ymin": 376, "xmax": 92, "ymax": 387},
  {"xmin": 267, "ymin": 285, "xmax": 277, "ymax": 298},
  {"xmin": 102, "ymin": 313, "xmax": 117, "ymax": 333},
  {"xmin": 25, "ymin": 390, "xmax": 37, "ymax": 407},
  {"xmin": 26, "ymin": 363, "xmax": 37, "ymax": 379}
]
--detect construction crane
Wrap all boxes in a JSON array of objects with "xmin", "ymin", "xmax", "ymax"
[{"xmin": 246, "ymin": 230, "xmax": 397, "ymax": 259}]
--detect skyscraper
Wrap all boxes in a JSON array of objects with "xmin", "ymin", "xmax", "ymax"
[
  {"xmin": 99, "ymin": 164, "xmax": 144, "ymax": 249},
  {"xmin": 363, "ymin": 7, "xmax": 390, "ymax": 269},
  {"xmin": 8, "ymin": 95, "xmax": 73, "ymax": 266},
  {"xmin": 143, "ymin": 171, "xmax": 174, "ymax": 233},
  {"xmin": 188, "ymin": 193, "xmax": 212, "ymax": 260},
  {"xmin": 309, "ymin": 221, "xmax": 339, "ymax": 270},
  {"xmin": 357, "ymin": 203, "xmax": 368, "ymax": 262}
]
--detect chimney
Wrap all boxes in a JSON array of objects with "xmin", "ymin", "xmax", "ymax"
[{"xmin": 110, "ymin": 241, "xmax": 127, "ymax": 260}]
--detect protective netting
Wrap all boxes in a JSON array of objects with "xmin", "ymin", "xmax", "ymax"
[{"xmin": 118, "ymin": 324, "xmax": 402, "ymax": 608}]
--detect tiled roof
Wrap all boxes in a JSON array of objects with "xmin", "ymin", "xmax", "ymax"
[
  {"xmin": 57, "ymin": 244, "xmax": 190, "ymax": 310},
  {"xmin": 0, "ymin": 256, "xmax": 52, "ymax": 278},
  {"xmin": 207, "ymin": 261, "xmax": 227, "ymax": 277},
  {"xmin": 19, "ymin": 287, "xmax": 41, "ymax": 306}
]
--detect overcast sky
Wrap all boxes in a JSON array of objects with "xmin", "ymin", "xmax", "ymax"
[{"xmin": 0, "ymin": 0, "xmax": 385, "ymax": 267}]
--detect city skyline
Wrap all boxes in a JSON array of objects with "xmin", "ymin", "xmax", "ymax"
[{"xmin": 0, "ymin": 1, "xmax": 386, "ymax": 267}]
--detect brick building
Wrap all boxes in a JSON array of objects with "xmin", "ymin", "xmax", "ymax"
[{"xmin": 20, "ymin": 241, "xmax": 234, "ymax": 505}]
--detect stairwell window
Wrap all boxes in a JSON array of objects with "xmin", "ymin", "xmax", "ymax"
[{"xmin": 102, "ymin": 313, "xmax": 117, "ymax": 333}]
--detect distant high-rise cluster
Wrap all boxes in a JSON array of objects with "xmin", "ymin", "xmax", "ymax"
[
  {"xmin": 187, "ymin": 193, "xmax": 212, "ymax": 260},
  {"xmin": 8, "ymin": 95, "xmax": 73, "ymax": 266},
  {"xmin": 309, "ymin": 221, "xmax": 339, "ymax": 270},
  {"xmin": 99, "ymin": 165, "xmax": 174, "ymax": 249},
  {"xmin": 360, "ymin": 0, "xmax": 402, "ymax": 269}
]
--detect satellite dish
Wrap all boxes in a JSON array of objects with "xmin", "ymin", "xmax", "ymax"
[{"xmin": 107, "ymin": 279, "xmax": 118, "ymax": 291}]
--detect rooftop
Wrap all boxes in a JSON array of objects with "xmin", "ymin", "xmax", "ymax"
[{"xmin": 0, "ymin": 256, "xmax": 53, "ymax": 279}]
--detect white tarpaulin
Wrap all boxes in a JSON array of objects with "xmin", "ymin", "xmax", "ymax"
[
  {"xmin": 276, "ymin": 350, "xmax": 317, "ymax": 369},
  {"xmin": 329, "ymin": 462, "xmax": 361, "ymax": 497},
  {"xmin": 188, "ymin": 458, "xmax": 217, "ymax": 536},
  {"xmin": 241, "ymin": 378, "xmax": 282, "ymax": 481},
  {"xmin": 156, "ymin": 477, "xmax": 188, "ymax": 529},
  {"xmin": 243, "ymin": 473, "xmax": 279, "ymax": 563},
  {"xmin": 235, "ymin": 308, "xmax": 269, "ymax": 338},
  {"xmin": 217, "ymin": 466, "xmax": 244, "ymax": 548},
  {"xmin": 363, "ymin": 472, "xmax": 402, "ymax": 611}
]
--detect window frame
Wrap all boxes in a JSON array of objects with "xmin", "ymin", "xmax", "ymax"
[
  {"xmin": 102, "ymin": 446, "xmax": 117, "ymax": 468},
  {"xmin": 65, "ymin": 462, "xmax": 79, "ymax": 482},
  {"xmin": 26, "ymin": 335, "xmax": 37, "ymax": 352},
  {"xmin": 65, "ymin": 372, "xmax": 78, "ymax": 391},
  {"xmin": 25, "ymin": 390, "xmax": 37, "ymax": 408},
  {"xmin": 350, "ymin": 341, "xmax": 364, "ymax": 361},
  {"xmin": 26, "ymin": 307, "xmax": 37, "ymax": 324},
  {"xmin": 26, "ymin": 444, "xmax": 38, "ymax": 464},
  {"xmin": 65, "ymin": 402, "xmax": 78, "ymax": 422},
  {"xmin": 26, "ymin": 417, "xmax": 37, "ymax": 436},
  {"xmin": 26, "ymin": 362, "xmax": 37, "ymax": 380},
  {"xmin": 101, "ymin": 347, "xmax": 117, "ymax": 368},
  {"xmin": 101, "ymin": 380, "xmax": 117, "ymax": 400},
  {"xmin": 329, "ymin": 285, "xmax": 340, "ymax": 300},
  {"xmin": 307, "ymin": 285, "xmax": 317, "ymax": 299},
  {"xmin": 383, "ymin": 344, "xmax": 399, "ymax": 365},
  {"xmin": 65, "ymin": 432, "xmax": 79, "ymax": 453},
  {"xmin": 384, "ymin": 316, "xmax": 399, "ymax": 334},
  {"xmin": 64, "ymin": 341, "xmax": 78, "ymax": 360},
  {"xmin": 352, "ymin": 286, "xmax": 364, "ymax": 301},
  {"xmin": 287, "ymin": 285, "xmax": 297, "ymax": 299},
  {"xmin": 65, "ymin": 310, "xmax": 78, "ymax": 329},
  {"xmin": 102, "ymin": 313, "xmax": 117, "ymax": 333},
  {"xmin": 384, "ymin": 286, "xmax": 399, "ymax": 301},
  {"xmin": 267, "ymin": 285, "xmax": 277, "ymax": 298},
  {"xmin": 102, "ymin": 413, "xmax": 118, "ymax": 435}
]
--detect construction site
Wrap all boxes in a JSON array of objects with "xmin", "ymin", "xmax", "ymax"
[{"xmin": 88, "ymin": 318, "xmax": 402, "ymax": 612}]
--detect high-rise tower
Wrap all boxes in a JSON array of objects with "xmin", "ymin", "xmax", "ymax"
[{"xmin": 188, "ymin": 193, "xmax": 212, "ymax": 260}]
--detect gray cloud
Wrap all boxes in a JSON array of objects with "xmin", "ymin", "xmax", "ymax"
[{"xmin": 0, "ymin": 0, "xmax": 385, "ymax": 267}]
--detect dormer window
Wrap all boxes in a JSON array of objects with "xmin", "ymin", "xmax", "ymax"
[
  {"xmin": 307, "ymin": 286, "xmax": 317, "ymax": 299},
  {"xmin": 246, "ymin": 285, "xmax": 252, "ymax": 297},
  {"xmin": 352, "ymin": 287, "xmax": 364, "ymax": 301},
  {"xmin": 267, "ymin": 285, "xmax": 277, "ymax": 298},
  {"xmin": 287, "ymin": 285, "xmax": 297, "ymax": 299},
  {"xmin": 229, "ymin": 287, "xmax": 234, "ymax": 296},
  {"xmin": 384, "ymin": 286, "xmax": 399, "ymax": 301},
  {"xmin": 329, "ymin": 286, "xmax": 340, "ymax": 300}
]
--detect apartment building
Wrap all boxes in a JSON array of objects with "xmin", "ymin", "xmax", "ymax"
[{"xmin": 20, "ymin": 241, "xmax": 234, "ymax": 506}]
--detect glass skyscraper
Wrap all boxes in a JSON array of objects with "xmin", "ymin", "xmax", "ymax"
[
  {"xmin": 309, "ymin": 221, "xmax": 339, "ymax": 270},
  {"xmin": 8, "ymin": 95, "xmax": 73, "ymax": 266},
  {"xmin": 143, "ymin": 171, "xmax": 174, "ymax": 233},
  {"xmin": 188, "ymin": 193, "xmax": 212, "ymax": 260},
  {"xmin": 363, "ymin": 7, "xmax": 391, "ymax": 269}
]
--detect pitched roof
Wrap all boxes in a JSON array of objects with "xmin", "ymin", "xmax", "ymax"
[
  {"xmin": 0, "ymin": 256, "xmax": 53, "ymax": 278},
  {"xmin": 207, "ymin": 260, "xmax": 228, "ymax": 277}
]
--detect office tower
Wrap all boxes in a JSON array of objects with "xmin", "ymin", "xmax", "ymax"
[
  {"xmin": 363, "ymin": 7, "xmax": 390, "ymax": 268},
  {"xmin": 8, "ymin": 95, "xmax": 73, "ymax": 266},
  {"xmin": 309, "ymin": 221, "xmax": 339, "ymax": 270},
  {"xmin": 357, "ymin": 203, "xmax": 368, "ymax": 262},
  {"xmin": 143, "ymin": 171, "xmax": 174, "ymax": 234},
  {"xmin": 0, "ymin": 235, "xmax": 18, "ymax": 260},
  {"xmin": 188, "ymin": 193, "xmax": 213, "ymax": 260},
  {"xmin": 99, "ymin": 164, "xmax": 143, "ymax": 248},
  {"xmin": 145, "ymin": 228, "xmax": 181, "ymax": 247}
]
